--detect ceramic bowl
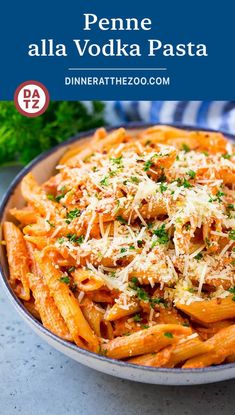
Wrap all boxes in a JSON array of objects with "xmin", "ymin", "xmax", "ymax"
[{"xmin": 1, "ymin": 123, "xmax": 234, "ymax": 385}]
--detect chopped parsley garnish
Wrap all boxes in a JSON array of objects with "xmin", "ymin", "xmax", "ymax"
[
  {"xmin": 177, "ymin": 178, "xmax": 192, "ymax": 188},
  {"xmin": 222, "ymin": 153, "xmax": 231, "ymax": 159},
  {"xmin": 164, "ymin": 332, "xmax": 173, "ymax": 338},
  {"xmin": 228, "ymin": 286, "xmax": 235, "ymax": 301},
  {"xmin": 136, "ymin": 287, "xmax": 149, "ymax": 301},
  {"xmin": 55, "ymin": 186, "xmax": 66, "ymax": 203},
  {"xmin": 59, "ymin": 276, "xmax": 70, "ymax": 284},
  {"xmin": 57, "ymin": 237, "xmax": 65, "ymax": 244},
  {"xmin": 130, "ymin": 279, "xmax": 167, "ymax": 308},
  {"xmin": 120, "ymin": 247, "xmax": 127, "ymax": 254},
  {"xmin": 109, "ymin": 170, "xmax": 117, "ymax": 177},
  {"xmin": 187, "ymin": 170, "xmax": 196, "ymax": 179},
  {"xmin": 116, "ymin": 215, "xmax": 127, "ymax": 225},
  {"xmin": 209, "ymin": 190, "xmax": 225, "ymax": 203},
  {"xmin": 143, "ymin": 159, "xmax": 153, "ymax": 172},
  {"xmin": 182, "ymin": 143, "xmax": 190, "ymax": 153},
  {"xmin": 194, "ymin": 252, "xmax": 203, "ymax": 261},
  {"xmin": 133, "ymin": 314, "xmax": 142, "ymax": 322},
  {"xmin": 66, "ymin": 233, "xmax": 84, "ymax": 244},
  {"xmin": 153, "ymin": 224, "xmax": 169, "ymax": 245},
  {"xmin": 55, "ymin": 193, "xmax": 66, "ymax": 202},
  {"xmin": 141, "ymin": 324, "xmax": 150, "ymax": 329},
  {"xmin": 110, "ymin": 155, "xmax": 123, "ymax": 165},
  {"xmin": 47, "ymin": 194, "xmax": 55, "ymax": 201},
  {"xmin": 46, "ymin": 220, "xmax": 55, "ymax": 228},
  {"xmin": 131, "ymin": 176, "xmax": 140, "ymax": 184},
  {"xmin": 129, "ymin": 245, "xmax": 135, "ymax": 250},
  {"xmin": 216, "ymin": 190, "xmax": 225, "ymax": 202},
  {"xmin": 68, "ymin": 266, "xmax": 75, "ymax": 273},
  {"xmin": 160, "ymin": 183, "xmax": 167, "ymax": 193},
  {"xmin": 228, "ymin": 230, "xmax": 235, "ymax": 240},
  {"xmin": 129, "ymin": 278, "xmax": 149, "ymax": 301},
  {"xmin": 66, "ymin": 208, "xmax": 81, "ymax": 223},
  {"xmin": 205, "ymin": 237, "xmax": 211, "ymax": 247},
  {"xmin": 150, "ymin": 297, "xmax": 167, "ymax": 308},
  {"xmin": 100, "ymin": 176, "xmax": 109, "ymax": 187},
  {"xmin": 227, "ymin": 204, "xmax": 234, "ymax": 210},
  {"xmin": 143, "ymin": 153, "xmax": 168, "ymax": 172}
]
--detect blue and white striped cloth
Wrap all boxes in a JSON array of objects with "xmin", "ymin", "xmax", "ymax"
[{"xmin": 105, "ymin": 101, "xmax": 235, "ymax": 134}]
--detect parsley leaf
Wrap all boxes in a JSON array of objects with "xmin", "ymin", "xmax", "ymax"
[
  {"xmin": 182, "ymin": 143, "xmax": 190, "ymax": 153},
  {"xmin": 229, "ymin": 230, "xmax": 235, "ymax": 240},
  {"xmin": 57, "ymin": 237, "xmax": 65, "ymax": 244},
  {"xmin": 177, "ymin": 178, "xmax": 192, "ymax": 188},
  {"xmin": 116, "ymin": 215, "xmax": 127, "ymax": 225},
  {"xmin": 0, "ymin": 101, "xmax": 105, "ymax": 166},
  {"xmin": 133, "ymin": 314, "xmax": 142, "ymax": 322},
  {"xmin": 187, "ymin": 170, "xmax": 196, "ymax": 179},
  {"xmin": 228, "ymin": 286, "xmax": 235, "ymax": 301},
  {"xmin": 153, "ymin": 224, "xmax": 169, "ymax": 245},
  {"xmin": 46, "ymin": 220, "xmax": 55, "ymax": 228},
  {"xmin": 120, "ymin": 247, "xmax": 127, "ymax": 254},
  {"xmin": 47, "ymin": 194, "xmax": 55, "ymax": 201},
  {"xmin": 110, "ymin": 155, "xmax": 123, "ymax": 165},
  {"xmin": 160, "ymin": 183, "xmax": 167, "ymax": 193},
  {"xmin": 150, "ymin": 297, "xmax": 167, "ymax": 308},
  {"xmin": 100, "ymin": 176, "xmax": 109, "ymax": 187},
  {"xmin": 164, "ymin": 332, "xmax": 173, "ymax": 338},
  {"xmin": 59, "ymin": 276, "xmax": 70, "ymax": 284},
  {"xmin": 66, "ymin": 208, "xmax": 81, "ymax": 224},
  {"xmin": 143, "ymin": 159, "xmax": 153, "ymax": 172},
  {"xmin": 66, "ymin": 233, "xmax": 84, "ymax": 244},
  {"xmin": 68, "ymin": 266, "xmax": 75, "ymax": 273},
  {"xmin": 131, "ymin": 176, "xmax": 140, "ymax": 184},
  {"xmin": 194, "ymin": 253, "xmax": 203, "ymax": 261}
]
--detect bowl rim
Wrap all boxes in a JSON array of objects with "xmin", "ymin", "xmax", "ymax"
[{"xmin": 1, "ymin": 121, "xmax": 235, "ymax": 375}]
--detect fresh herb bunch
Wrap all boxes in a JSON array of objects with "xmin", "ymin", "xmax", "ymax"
[{"xmin": 0, "ymin": 101, "xmax": 105, "ymax": 165}]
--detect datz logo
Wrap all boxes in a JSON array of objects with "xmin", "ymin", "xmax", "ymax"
[
  {"xmin": 14, "ymin": 81, "xmax": 50, "ymax": 117},
  {"xmin": 27, "ymin": 14, "xmax": 208, "ymax": 58}
]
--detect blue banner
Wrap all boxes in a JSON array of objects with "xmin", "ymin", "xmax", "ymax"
[{"xmin": 0, "ymin": 0, "xmax": 234, "ymax": 100}]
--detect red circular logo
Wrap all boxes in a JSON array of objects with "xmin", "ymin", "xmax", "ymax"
[{"xmin": 14, "ymin": 80, "xmax": 50, "ymax": 117}]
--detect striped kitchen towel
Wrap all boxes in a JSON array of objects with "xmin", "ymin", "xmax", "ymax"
[{"xmin": 105, "ymin": 101, "xmax": 235, "ymax": 134}]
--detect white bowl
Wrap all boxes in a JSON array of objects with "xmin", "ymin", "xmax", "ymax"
[{"xmin": 1, "ymin": 123, "xmax": 235, "ymax": 385}]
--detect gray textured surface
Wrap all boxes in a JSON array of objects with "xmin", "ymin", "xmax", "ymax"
[{"xmin": 0, "ymin": 166, "xmax": 235, "ymax": 415}]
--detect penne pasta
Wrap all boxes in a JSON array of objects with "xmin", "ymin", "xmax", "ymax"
[
  {"xmin": 102, "ymin": 324, "xmax": 191, "ymax": 359},
  {"xmin": 3, "ymin": 222, "xmax": 30, "ymax": 300},
  {"xmin": 3, "ymin": 125, "xmax": 235, "ymax": 367},
  {"xmin": 36, "ymin": 251, "xmax": 99, "ymax": 351},
  {"xmin": 26, "ymin": 242, "xmax": 72, "ymax": 341},
  {"xmin": 176, "ymin": 297, "xmax": 235, "ymax": 324},
  {"xmin": 183, "ymin": 325, "xmax": 235, "ymax": 368},
  {"xmin": 105, "ymin": 301, "xmax": 141, "ymax": 321}
]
